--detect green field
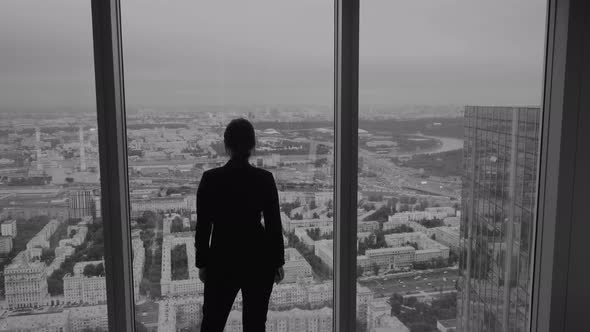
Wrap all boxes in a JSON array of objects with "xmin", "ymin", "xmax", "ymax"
[{"xmin": 393, "ymin": 149, "xmax": 463, "ymax": 178}]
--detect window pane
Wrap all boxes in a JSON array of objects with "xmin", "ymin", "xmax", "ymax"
[
  {"xmin": 121, "ymin": 1, "xmax": 334, "ymax": 331},
  {"xmin": 357, "ymin": 1, "xmax": 546, "ymax": 331},
  {"xmin": 0, "ymin": 1, "xmax": 110, "ymax": 331}
]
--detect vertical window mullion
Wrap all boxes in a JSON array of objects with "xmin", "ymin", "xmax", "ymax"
[
  {"xmin": 334, "ymin": 0, "xmax": 359, "ymax": 331},
  {"xmin": 91, "ymin": 0, "xmax": 135, "ymax": 330},
  {"xmin": 531, "ymin": 0, "xmax": 589, "ymax": 331}
]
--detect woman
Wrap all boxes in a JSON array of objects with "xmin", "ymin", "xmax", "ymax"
[{"xmin": 195, "ymin": 118, "xmax": 285, "ymax": 332}]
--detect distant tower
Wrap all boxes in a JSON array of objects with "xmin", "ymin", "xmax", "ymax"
[
  {"xmin": 35, "ymin": 127, "xmax": 42, "ymax": 171},
  {"xmin": 68, "ymin": 189, "xmax": 94, "ymax": 220},
  {"xmin": 309, "ymin": 141, "xmax": 317, "ymax": 162},
  {"xmin": 309, "ymin": 141, "xmax": 320, "ymax": 181},
  {"xmin": 79, "ymin": 126, "xmax": 87, "ymax": 172}
]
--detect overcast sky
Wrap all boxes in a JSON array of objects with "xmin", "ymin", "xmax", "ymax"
[{"xmin": 0, "ymin": 0, "xmax": 547, "ymax": 111}]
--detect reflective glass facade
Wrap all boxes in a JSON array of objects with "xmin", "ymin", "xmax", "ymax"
[{"xmin": 458, "ymin": 106, "xmax": 541, "ymax": 332}]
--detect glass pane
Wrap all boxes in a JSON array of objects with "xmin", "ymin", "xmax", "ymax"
[
  {"xmin": 357, "ymin": 1, "xmax": 546, "ymax": 331},
  {"xmin": 0, "ymin": 1, "xmax": 110, "ymax": 331},
  {"xmin": 121, "ymin": 1, "xmax": 334, "ymax": 331}
]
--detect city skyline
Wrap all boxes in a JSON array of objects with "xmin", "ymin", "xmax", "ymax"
[
  {"xmin": 0, "ymin": 102, "xmax": 545, "ymax": 331},
  {"xmin": 0, "ymin": 0, "xmax": 548, "ymax": 331},
  {"xmin": 0, "ymin": 108, "xmax": 466, "ymax": 331}
]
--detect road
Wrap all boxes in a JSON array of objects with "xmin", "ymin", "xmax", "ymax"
[{"xmin": 359, "ymin": 267, "xmax": 459, "ymax": 298}]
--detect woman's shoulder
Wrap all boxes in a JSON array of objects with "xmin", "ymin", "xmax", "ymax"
[
  {"xmin": 250, "ymin": 166, "xmax": 274, "ymax": 180},
  {"xmin": 200, "ymin": 166, "xmax": 224, "ymax": 182}
]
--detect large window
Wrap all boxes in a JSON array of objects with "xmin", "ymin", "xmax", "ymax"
[
  {"xmin": 3, "ymin": 0, "xmax": 588, "ymax": 331},
  {"xmin": 122, "ymin": 1, "xmax": 334, "ymax": 331},
  {"xmin": 356, "ymin": 1, "xmax": 546, "ymax": 331},
  {"xmin": 0, "ymin": 1, "xmax": 110, "ymax": 331}
]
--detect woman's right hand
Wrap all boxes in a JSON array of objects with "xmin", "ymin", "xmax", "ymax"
[{"xmin": 274, "ymin": 266, "xmax": 284, "ymax": 284}]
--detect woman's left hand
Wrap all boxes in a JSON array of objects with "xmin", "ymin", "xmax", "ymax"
[{"xmin": 274, "ymin": 267, "xmax": 284, "ymax": 284}]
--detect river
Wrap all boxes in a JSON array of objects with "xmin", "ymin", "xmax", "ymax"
[{"xmin": 394, "ymin": 133, "xmax": 464, "ymax": 157}]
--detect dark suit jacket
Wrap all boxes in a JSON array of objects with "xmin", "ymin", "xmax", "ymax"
[{"xmin": 195, "ymin": 159, "xmax": 285, "ymax": 270}]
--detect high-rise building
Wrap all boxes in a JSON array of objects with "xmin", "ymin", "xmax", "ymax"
[
  {"xmin": 79, "ymin": 126, "xmax": 87, "ymax": 172},
  {"xmin": 131, "ymin": 236, "xmax": 145, "ymax": 299},
  {"xmin": 35, "ymin": 127, "xmax": 42, "ymax": 172},
  {"xmin": 0, "ymin": 236, "xmax": 13, "ymax": 255},
  {"xmin": 1, "ymin": 219, "xmax": 17, "ymax": 237},
  {"xmin": 282, "ymin": 248, "xmax": 313, "ymax": 283},
  {"xmin": 68, "ymin": 189, "xmax": 95, "ymax": 220},
  {"xmin": 458, "ymin": 106, "xmax": 541, "ymax": 331},
  {"xmin": 64, "ymin": 261, "xmax": 107, "ymax": 305},
  {"xmin": 4, "ymin": 260, "xmax": 50, "ymax": 309},
  {"xmin": 69, "ymin": 305, "xmax": 109, "ymax": 332},
  {"xmin": 367, "ymin": 298, "xmax": 410, "ymax": 332},
  {"xmin": 160, "ymin": 234, "xmax": 203, "ymax": 297},
  {"xmin": 94, "ymin": 195, "xmax": 102, "ymax": 219}
]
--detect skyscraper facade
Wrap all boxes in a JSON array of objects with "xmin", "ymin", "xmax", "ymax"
[
  {"xmin": 68, "ymin": 189, "xmax": 95, "ymax": 219},
  {"xmin": 458, "ymin": 106, "xmax": 541, "ymax": 331}
]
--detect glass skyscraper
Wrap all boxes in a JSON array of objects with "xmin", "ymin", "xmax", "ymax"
[{"xmin": 458, "ymin": 106, "xmax": 541, "ymax": 332}]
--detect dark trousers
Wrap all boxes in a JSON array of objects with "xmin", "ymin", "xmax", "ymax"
[{"xmin": 200, "ymin": 267, "xmax": 275, "ymax": 332}]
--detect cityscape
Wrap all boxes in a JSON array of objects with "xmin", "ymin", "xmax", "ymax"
[
  {"xmin": 0, "ymin": 104, "xmax": 540, "ymax": 332},
  {"xmin": 0, "ymin": 0, "xmax": 547, "ymax": 330}
]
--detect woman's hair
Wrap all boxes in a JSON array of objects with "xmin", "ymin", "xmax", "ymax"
[{"xmin": 224, "ymin": 118, "xmax": 256, "ymax": 160}]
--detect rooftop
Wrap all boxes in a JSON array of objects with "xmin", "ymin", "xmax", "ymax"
[
  {"xmin": 366, "ymin": 246, "xmax": 414, "ymax": 255},
  {"xmin": 438, "ymin": 318, "xmax": 458, "ymax": 328}
]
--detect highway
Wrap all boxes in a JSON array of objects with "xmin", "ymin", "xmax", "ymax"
[{"xmin": 359, "ymin": 267, "xmax": 459, "ymax": 298}]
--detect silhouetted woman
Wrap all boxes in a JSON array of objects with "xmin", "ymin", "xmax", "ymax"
[{"xmin": 195, "ymin": 118, "xmax": 285, "ymax": 332}]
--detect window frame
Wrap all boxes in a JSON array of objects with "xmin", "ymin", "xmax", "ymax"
[
  {"xmin": 88, "ymin": 0, "xmax": 590, "ymax": 331},
  {"xmin": 334, "ymin": 0, "xmax": 359, "ymax": 331},
  {"xmin": 91, "ymin": 0, "xmax": 135, "ymax": 331},
  {"xmin": 531, "ymin": 0, "xmax": 590, "ymax": 331}
]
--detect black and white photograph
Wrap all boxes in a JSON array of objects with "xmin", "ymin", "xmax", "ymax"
[{"xmin": 0, "ymin": 0, "xmax": 588, "ymax": 331}]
